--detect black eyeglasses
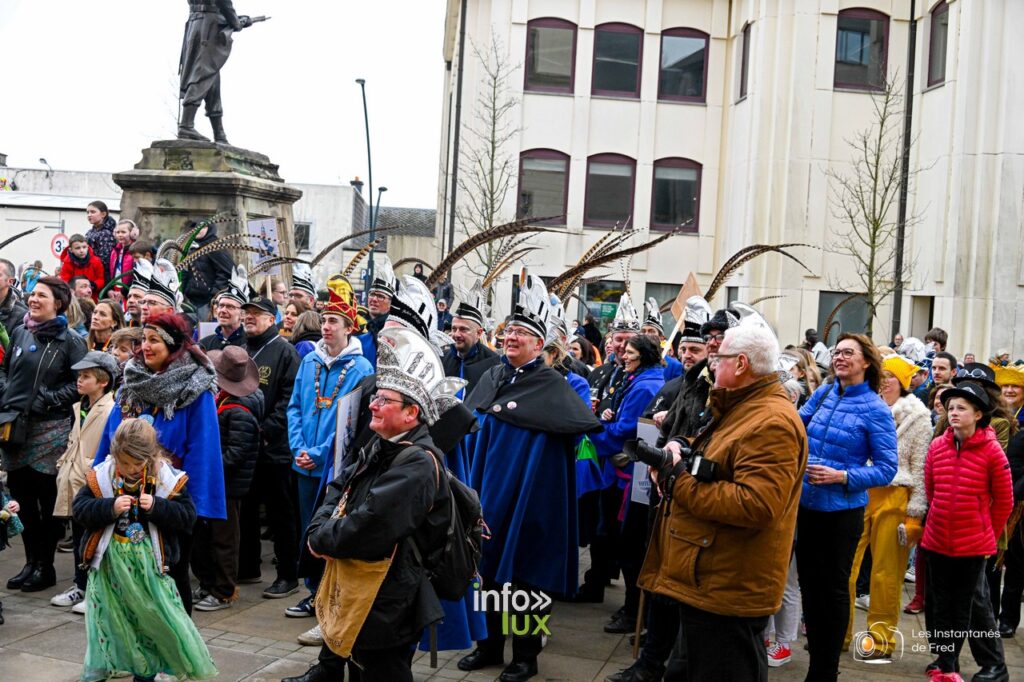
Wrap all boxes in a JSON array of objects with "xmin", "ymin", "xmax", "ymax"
[
  {"xmin": 702, "ymin": 333, "xmax": 726, "ymax": 343},
  {"xmin": 369, "ymin": 393, "xmax": 407, "ymax": 408}
]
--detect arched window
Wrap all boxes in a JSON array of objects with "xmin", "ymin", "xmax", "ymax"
[
  {"xmin": 517, "ymin": 149, "xmax": 570, "ymax": 222},
  {"xmin": 592, "ymin": 23, "xmax": 643, "ymax": 98},
  {"xmin": 834, "ymin": 8, "xmax": 889, "ymax": 91},
  {"xmin": 525, "ymin": 18, "xmax": 577, "ymax": 93},
  {"xmin": 658, "ymin": 28, "xmax": 709, "ymax": 102},
  {"xmin": 927, "ymin": 2, "xmax": 949, "ymax": 87},
  {"xmin": 651, "ymin": 158, "xmax": 701, "ymax": 232},
  {"xmin": 584, "ymin": 154, "xmax": 636, "ymax": 227}
]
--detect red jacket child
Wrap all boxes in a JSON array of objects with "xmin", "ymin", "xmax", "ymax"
[
  {"xmin": 59, "ymin": 237, "xmax": 105, "ymax": 301},
  {"xmin": 921, "ymin": 425, "xmax": 1013, "ymax": 557}
]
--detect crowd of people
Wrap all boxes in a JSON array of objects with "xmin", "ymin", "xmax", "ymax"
[{"xmin": 0, "ymin": 202, "xmax": 1023, "ymax": 682}]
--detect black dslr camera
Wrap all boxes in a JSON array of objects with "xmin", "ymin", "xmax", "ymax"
[{"xmin": 623, "ymin": 438, "xmax": 718, "ymax": 483}]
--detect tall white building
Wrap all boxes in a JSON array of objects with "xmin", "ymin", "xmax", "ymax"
[{"xmin": 436, "ymin": 0, "xmax": 1024, "ymax": 358}]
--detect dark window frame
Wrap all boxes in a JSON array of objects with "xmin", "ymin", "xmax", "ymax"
[
  {"xmin": 524, "ymin": 17, "xmax": 578, "ymax": 94},
  {"xmin": 583, "ymin": 153, "xmax": 637, "ymax": 229},
  {"xmin": 591, "ymin": 22, "xmax": 644, "ymax": 98},
  {"xmin": 927, "ymin": 2, "xmax": 949, "ymax": 87},
  {"xmin": 650, "ymin": 157, "xmax": 702, "ymax": 233},
  {"xmin": 657, "ymin": 27, "xmax": 710, "ymax": 103},
  {"xmin": 516, "ymin": 148, "xmax": 571, "ymax": 224},
  {"xmin": 739, "ymin": 22, "xmax": 751, "ymax": 99},
  {"xmin": 833, "ymin": 8, "xmax": 890, "ymax": 92},
  {"xmin": 294, "ymin": 222, "xmax": 312, "ymax": 253}
]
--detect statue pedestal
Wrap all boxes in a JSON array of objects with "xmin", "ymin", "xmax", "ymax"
[{"xmin": 113, "ymin": 140, "xmax": 303, "ymax": 264}]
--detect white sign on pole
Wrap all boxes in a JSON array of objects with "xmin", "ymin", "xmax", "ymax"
[
  {"xmin": 333, "ymin": 387, "xmax": 363, "ymax": 478},
  {"xmin": 630, "ymin": 418, "xmax": 662, "ymax": 505},
  {"xmin": 247, "ymin": 218, "xmax": 280, "ymax": 274}
]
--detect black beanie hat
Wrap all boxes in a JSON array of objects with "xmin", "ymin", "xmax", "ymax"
[{"xmin": 700, "ymin": 308, "xmax": 738, "ymax": 337}]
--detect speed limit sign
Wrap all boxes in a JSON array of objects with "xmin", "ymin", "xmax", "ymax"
[{"xmin": 51, "ymin": 233, "xmax": 70, "ymax": 259}]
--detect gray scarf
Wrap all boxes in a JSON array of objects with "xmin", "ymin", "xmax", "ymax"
[{"xmin": 120, "ymin": 353, "xmax": 217, "ymax": 420}]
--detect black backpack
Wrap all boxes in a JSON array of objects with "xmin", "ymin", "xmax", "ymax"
[{"xmin": 398, "ymin": 445, "xmax": 484, "ymax": 601}]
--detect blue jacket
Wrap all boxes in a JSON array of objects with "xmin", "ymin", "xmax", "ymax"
[
  {"xmin": 95, "ymin": 391, "xmax": 226, "ymax": 520},
  {"xmin": 287, "ymin": 340, "xmax": 374, "ymax": 480},
  {"xmin": 664, "ymin": 356, "xmax": 683, "ymax": 382},
  {"xmin": 799, "ymin": 381, "xmax": 899, "ymax": 512}
]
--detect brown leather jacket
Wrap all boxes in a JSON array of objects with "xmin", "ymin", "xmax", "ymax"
[{"xmin": 639, "ymin": 375, "xmax": 807, "ymax": 617}]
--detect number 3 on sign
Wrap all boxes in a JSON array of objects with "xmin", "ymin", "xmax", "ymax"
[{"xmin": 50, "ymin": 234, "xmax": 69, "ymax": 259}]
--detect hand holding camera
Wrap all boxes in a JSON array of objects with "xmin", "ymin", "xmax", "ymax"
[{"xmin": 623, "ymin": 438, "xmax": 717, "ymax": 484}]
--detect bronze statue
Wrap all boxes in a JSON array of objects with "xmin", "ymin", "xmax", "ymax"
[{"xmin": 177, "ymin": 1, "xmax": 267, "ymax": 144}]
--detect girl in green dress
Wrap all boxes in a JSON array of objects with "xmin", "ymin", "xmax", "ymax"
[{"xmin": 72, "ymin": 418, "xmax": 217, "ymax": 682}]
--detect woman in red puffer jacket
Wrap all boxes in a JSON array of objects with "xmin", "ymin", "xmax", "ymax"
[{"xmin": 921, "ymin": 380, "xmax": 1013, "ymax": 682}]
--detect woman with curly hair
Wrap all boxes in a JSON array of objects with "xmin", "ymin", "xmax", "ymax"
[{"xmin": 93, "ymin": 312, "xmax": 224, "ymax": 614}]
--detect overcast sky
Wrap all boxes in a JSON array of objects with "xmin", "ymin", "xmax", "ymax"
[{"xmin": 0, "ymin": 1, "xmax": 447, "ymax": 208}]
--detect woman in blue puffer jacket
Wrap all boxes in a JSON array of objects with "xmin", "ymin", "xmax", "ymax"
[{"xmin": 796, "ymin": 332, "xmax": 898, "ymax": 682}]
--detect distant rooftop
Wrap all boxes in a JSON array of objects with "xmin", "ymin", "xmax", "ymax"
[
  {"xmin": 0, "ymin": 191, "xmax": 120, "ymax": 211},
  {"xmin": 349, "ymin": 206, "xmax": 435, "ymax": 249}
]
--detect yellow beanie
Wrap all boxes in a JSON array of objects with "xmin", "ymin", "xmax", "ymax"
[
  {"xmin": 883, "ymin": 355, "xmax": 921, "ymax": 391},
  {"xmin": 994, "ymin": 365, "xmax": 1024, "ymax": 387}
]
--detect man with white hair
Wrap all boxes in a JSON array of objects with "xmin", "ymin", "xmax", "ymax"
[{"xmin": 639, "ymin": 324, "xmax": 807, "ymax": 681}]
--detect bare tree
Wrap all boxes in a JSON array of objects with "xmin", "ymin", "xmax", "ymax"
[
  {"xmin": 454, "ymin": 32, "xmax": 526, "ymax": 281},
  {"xmin": 826, "ymin": 78, "xmax": 920, "ymax": 338}
]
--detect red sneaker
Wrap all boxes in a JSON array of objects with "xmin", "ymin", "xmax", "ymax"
[
  {"xmin": 766, "ymin": 642, "xmax": 792, "ymax": 667},
  {"xmin": 904, "ymin": 595, "xmax": 925, "ymax": 614}
]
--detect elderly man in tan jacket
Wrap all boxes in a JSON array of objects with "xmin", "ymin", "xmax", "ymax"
[
  {"xmin": 639, "ymin": 324, "xmax": 807, "ymax": 681},
  {"xmin": 51, "ymin": 351, "xmax": 118, "ymax": 610}
]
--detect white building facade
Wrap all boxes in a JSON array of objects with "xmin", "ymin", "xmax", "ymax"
[{"xmin": 436, "ymin": 0, "xmax": 1024, "ymax": 358}]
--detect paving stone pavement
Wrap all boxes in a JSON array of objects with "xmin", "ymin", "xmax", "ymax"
[{"xmin": 2, "ymin": 535, "xmax": 1024, "ymax": 681}]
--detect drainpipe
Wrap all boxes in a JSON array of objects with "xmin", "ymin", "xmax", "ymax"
[
  {"xmin": 446, "ymin": 0, "xmax": 468, "ymax": 259},
  {"xmin": 890, "ymin": 0, "xmax": 916, "ymax": 336}
]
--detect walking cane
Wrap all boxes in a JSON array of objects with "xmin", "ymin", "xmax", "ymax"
[{"xmin": 632, "ymin": 591, "xmax": 646, "ymax": 659}]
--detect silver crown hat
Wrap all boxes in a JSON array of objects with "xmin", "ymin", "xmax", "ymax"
[
  {"xmin": 387, "ymin": 275, "xmax": 454, "ymax": 353},
  {"xmin": 508, "ymin": 268, "xmax": 550, "ymax": 339},
  {"xmin": 680, "ymin": 295, "xmax": 711, "ymax": 343},
  {"xmin": 147, "ymin": 258, "xmax": 183, "ymax": 310},
  {"xmin": 290, "ymin": 263, "xmax": 316, "ymax": 299},
  {"xmin": 545, "ymin": 293, "xmax": 569, "ymax": 348},
  {"xmin": 220, "ymin": 265, "xmax": 251, "ymax": 305},
  {"xmin": 376, "ymin": 327, "xmax": 467, "ymax": 425},
  {"xmin": 454, "ymin": 281, "xmax": 489, "ymax": 329},
  {"xmin": 610, "ymin": 292, "xmax": 641, "ymax": 333},
  {"xmin": 369, "ymin": 256, "xmax": 398, "ymax": 299},
  {"xmin": 129, "ymin": 257, "xmax": 153, "ymax": 293},
  {"xmin": 644, "ymin": 297, "xmax": 664, "ymax": 334}
]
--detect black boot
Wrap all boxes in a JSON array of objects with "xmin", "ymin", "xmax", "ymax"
[
  {"xmin": 499, "ymin": 659, "xmax": 538, "ymax": 682},
  {"xmin": 972, "ymin": 665, "xmax": 1010, "ymax": 682},
  {"xmin": 209, "ymin": 115, "xmax": 229, "ymax": 144},
  {"xmin": 281, "ymin": 663, "xmax": 331, "ymax": 682},
  {"xmin": 7, "ymin": 562, "xmax": 35, "ymax": 590},
  {"xmin": 177, "ymin": 104, "xmax": 210, "ymax": 141},
  {"xmin": 458, "ymin": 648, "xmax": 504, "ymax": 671},
  {"xmin": 21, "ymin": 563, "xmax": 56, "ymax": 592}
]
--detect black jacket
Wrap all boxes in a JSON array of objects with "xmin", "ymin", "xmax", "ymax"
[
  {"xmin": 656, "ymin": 358, "xmax": 713, "ymax": 447},
  {"xmin": 199, "ymin": 325, "xmax": 246, "ymax": 352},
  {"xmin": 72, "ymin": 475, "xmax": 196, "ymax": 571},
  {"xmin": 181, "ymin": 225, "xmax": 234, "ymax": 308},
  {"xmin": 218, "ymin": 389, "xmax": 265, "ymax": 498},
  {"xmin": 1007, "ymin": 429, "xmax": 1024, "ymax": 504},
  {"xmin": 0, "ymin": 288, "xmax": 27, "ymax": 335},
  {"xmin": 569, "ymin": 357, "xmax": 591, "ymax": 380},
  {"xmin": 246, "ymin": 326, "xmax": 300, "ymax": 464},
  {"xmin": 644, "ymin": 375, "xmax": 682, "ymax": 419},
  {"xmin": 307, "ymin": 424, "xmax": 449, "ymax": 649},
  {"xmin": 0, "ymin": 323, "xmax": 86, "ymax": 420},
  {"xmin": 442, "ymin": 342, "xmax": 501, "ymax": 397},
  {"xmin": 582, "ymin": 321, "xmax": 603, "ymax": 349}
]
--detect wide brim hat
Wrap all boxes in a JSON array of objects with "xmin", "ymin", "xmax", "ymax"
[
  {"xmin": 207, "ymin": 347, "xmax": 260, "ymax": 397},
  {"xmin": 952, "ymin": 362, "xmax": 999, "ymax": 391},
  {"xmin": 941, "ymin": 380, "xmax": 992, "ymax": 413}
]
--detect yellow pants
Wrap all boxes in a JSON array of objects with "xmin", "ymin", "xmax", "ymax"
[{"xmin": 843, "ymin": 486, "xmax": 911, "ymax": 655}]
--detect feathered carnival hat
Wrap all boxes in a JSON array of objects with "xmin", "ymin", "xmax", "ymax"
[
  {"xmin": 129, "ymin": 258, "xmax": 153, "ymax": 294},
  {"xmin": 898, "ymin": 337, "xmax": 932, "ymax": 370},
  {"xmin": 322, "ymin": 285, "xmax": 358, "ymax": 326},
  {"xmin": 147, "ymin": 259, "xmax": 183, "ymax": 310},
  {"xmin": 546, "ymin": 293, "xmax": 568, "ymax": 348},
  {"xmin": 643, "ymin": 297, "xmax": 664, "ymax": 335},
  {"xmin": 290, "ymin": 263, "xmax": 316, "ymax": 300},
  {"xmin": 219, "ymin": 265, "xmax": 251, "ymax": 306},
  {"xmin": 388, "ymin": 275, "xmax": 454, "ymax": 352},
  {"xmin": 454, "ymin": 281, "xmax": 489, "ymax": 329},
  {"xmin": 508, "ymin": 268, "xmax": 550, "ymax": 339},
  {"xmin": 376, "ymin": 327, "xmax": 467, "ymax": 425},
  {"xmin": 680, "ymin": 295, "xmax": 711, "ymax": 344},
  {"xmin": 368, "ymin": 257, "xmax": 397, "ymax": 299},
  {"xmin": 610, "ymin": 292, "xmax": 641, "ymax": 333}
]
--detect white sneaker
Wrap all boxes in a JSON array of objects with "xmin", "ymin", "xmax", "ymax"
[
  {"xmin": 904, "ymin": 566, "xmax": 916, "ymax": 583},
  {"xmin": 71, "ymin": 600, "xmax": 87, "ymax": 614},
  {"xmin": 297, "ymin": 624, "xmax": 323, "ymax": 646},
  {"xmin": 855, "ymin": 594, "xmax": 870, "ymax": 611},
  {"xmin": 50, "ymin": 585, "xmax": 85, "ymax": 607}
]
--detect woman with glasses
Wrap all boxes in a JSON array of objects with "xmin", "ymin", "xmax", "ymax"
[{"xmin": 796, "ymin": 333, "xmax": 898, "ymax": 681}]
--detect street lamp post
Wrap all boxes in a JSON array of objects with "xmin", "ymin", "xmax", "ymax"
[{"xmin": 355, "ymin": 78, "xmax": 375, "ymax": 295}]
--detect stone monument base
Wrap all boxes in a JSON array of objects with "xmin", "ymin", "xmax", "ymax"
[{"xmin": 113, "ymin": 140, "xmax": 303, "ymax": 266}]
